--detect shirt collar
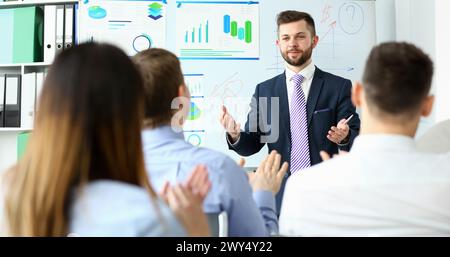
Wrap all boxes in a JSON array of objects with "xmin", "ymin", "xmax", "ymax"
[
  {"xmin": 286, "ymin": 61, "xmax": 316, "ymax": 82},
  {"xmin": 351, "ymin": 134, "xmax": 417, "ymax": 153},
  {"xmin": 142, "ymin": 125, "xmax": 184, "ymax": 142}
]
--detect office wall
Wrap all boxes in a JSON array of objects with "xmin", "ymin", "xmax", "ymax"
[
  {"xmin": 386, "ymin": 0, "xmax": 450, "ymax": 135},
  {"xmin": 375, "ymin": 0, "xmax": 396, "ymax": 43},
  {"xmin": 435, "ymin": 0, "xmax": 450, "ymax": 122},
  {"xmin": 395, "ymin": 0, "xmax": 436, "ymax": 137}
]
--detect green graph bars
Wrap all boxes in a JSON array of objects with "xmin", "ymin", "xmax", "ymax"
[
  {"xmin": 223, "ymin": 15, "xmax": 252, "ymax": 43},
  {"xmin": 245, "ymin": 21, "xmax": 252, "ymax": 43}
]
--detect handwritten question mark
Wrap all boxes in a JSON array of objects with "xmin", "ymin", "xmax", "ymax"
[{"xmin": 346, "ymin": 4, "xmax": 356, "ymax": 22}]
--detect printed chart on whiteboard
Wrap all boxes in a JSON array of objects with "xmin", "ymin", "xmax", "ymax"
[
  {"xmin": 77, "ymin": 0, "xmax": 167, "ymax": 55},
  {"xmin": 176, "ymin": 1, "xmax": 260, "ymax": 60}
]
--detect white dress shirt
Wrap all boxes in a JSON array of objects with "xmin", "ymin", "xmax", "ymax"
[
  {"xmin": 280, "ymin": 134, "xmax": 450, "ymax": 236},
  {"xmin": 285, "ymin": 61, "xmax": 316, "ymax": 108},
  {"xmin": 228, "ymin": 62, "xmax": 316, "ymax": 145}
]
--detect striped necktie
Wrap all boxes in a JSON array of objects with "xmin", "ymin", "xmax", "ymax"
[{"xmin": 289, "ymin": 74, "xmax": 311, "ymax": 174}]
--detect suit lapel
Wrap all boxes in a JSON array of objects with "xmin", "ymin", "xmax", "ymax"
[
  {"xmin": 307, "ymin": 67, "xmax": 324, "ymax": 127},
  {"xmin": 276, "ymin": 72, "xmax": 291, "ymax": 141}
]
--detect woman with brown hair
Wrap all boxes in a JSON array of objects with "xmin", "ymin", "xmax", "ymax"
[{"xmin": 0, "ymin": 43, "xmax": 210, "ymax": 236}]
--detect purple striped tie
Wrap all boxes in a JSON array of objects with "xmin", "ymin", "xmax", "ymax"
[{"xmin": 289, "ymin": 74, "xmax": 311, "ymax": 174}]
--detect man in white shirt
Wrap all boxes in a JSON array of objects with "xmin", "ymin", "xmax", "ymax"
[{"xmin": 280, "ymin": 42, "xmax": 450, "ymax": 236}]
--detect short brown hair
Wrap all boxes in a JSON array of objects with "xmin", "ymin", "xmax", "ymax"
[
  {"xmin": 362, "ymin": 42, "xmax": 433, "ymax": 118},
  {"xmin": 277, "ymin": 10, "xmax": 316, "ymax": 37},
  {"xmin": 133, "ymin": 48, "xmax": 184, "ymax": 127}
]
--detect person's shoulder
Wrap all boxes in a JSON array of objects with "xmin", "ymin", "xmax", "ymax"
[
  {"xmin": 257, "ymin": 73, "xmax": 285, "ymax": 89},
  {"xmin": 417, "ymin": 119, "xmax": 450, "ymax": 153},
  {"xmin": 69, "ymin": 180, "xmax": 185, "ymax": 236},
  {"xmin": 422, "ymin": 151, "xmax": 450, "ymax": 175},
  {"xmin": 287, "ymin": 154, "xmax": 351, "ymax": 189},
  {"xmin": 316, "ymin": 67, "xmax": 351, "ymax": 85},
  {"xmin": 190, "ymin": 147, "xmax": 243, "ymax": 174}
]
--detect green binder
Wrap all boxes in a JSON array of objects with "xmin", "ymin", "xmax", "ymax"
[
  {"xmin": 0, "ymin": 6, "xmax": 44, "ymax": 64},
  {"xmin": 17, "ymin": 131, "xmax": 31, "ymax": 160}
]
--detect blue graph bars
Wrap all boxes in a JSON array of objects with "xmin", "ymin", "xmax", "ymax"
[
  {"xmin": 223, "ymin": 15, "xmax": 230, "ymax": 33},
  {"xmin": 223, "ymin": 14, "xmax": 252, "ymax": 43},
  {"xmin": 238, "ymin": 28, "xmax": 244, "ymax": 40},
  {"xmin": 185, "ymin": 20, "xmax": 209, "ymax": 43}
]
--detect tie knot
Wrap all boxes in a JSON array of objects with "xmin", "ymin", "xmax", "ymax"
[{"xmin": 292, "ymin": 74, "xmax": 304, "ymax": 86}]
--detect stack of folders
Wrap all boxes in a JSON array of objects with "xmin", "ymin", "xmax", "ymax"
[
  {"xmin": 0, "ymin": 74, "xmax": 22, "ymax": 128},
  {"xmin": 0, "ymin": 6, "xmax": 44, "ymax": 64},
  {"xmin": 44, "ymin": 4, "xmax": 77, "ymax": 63},
  {"xmin": 0, "ymin": 72, "xmax": 46, "ymax": 128},
  {"xmin": 0, "ymin": 4, "xmax": 77, "ymax": 64}
]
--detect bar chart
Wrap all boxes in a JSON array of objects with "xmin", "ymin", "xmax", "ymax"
[
  {"xmin": 184, "ymin": 20, "xmax": 209, "ymax": 44},
  {"xmin": 223, "ymin": 15, "xmax": 252, "ymax": 43},
  {"xmin": 184, "ymin": 74, "xmax": 205, "ymax": 146},
  {"xmin": 176, "ymin": 1, "xmax": 259, "ymax": 60}
]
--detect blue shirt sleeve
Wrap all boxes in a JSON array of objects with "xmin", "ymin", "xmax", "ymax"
[
  {"xmin": 215, "ymin": 159, "xmax": 278, "ymax": 236},
  {"xmin": 253, "ymin": 190, "xmax": 278, "ymax": 235}
]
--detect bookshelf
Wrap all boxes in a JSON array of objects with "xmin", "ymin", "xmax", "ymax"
[
  {"xmin": 0, "ymin": 0, "xmax": 78, "ymax": 9},
  {"xmin": 0, "ymin": 127, "xmax": 32, "ymax": 132},
  {"xmin": 1, "ymin": 0, "xmax": 77, "ymax": 171}
]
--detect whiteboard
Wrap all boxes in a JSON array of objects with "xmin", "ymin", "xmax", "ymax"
[
  {"xmin": 78, "ymin": 0, "xmax": 376, "ymax": 167},
  {"xmin": 177, "ymin": 0, "xmax": 376, "ymax": 167}
]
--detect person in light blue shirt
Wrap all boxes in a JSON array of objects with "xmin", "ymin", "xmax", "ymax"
[
  {"xmin": 133, "ymin": 48, "xmax": 288, "ymax": 237},
  {"xmin": 0, "ymin": 43, "xmax": 210, "ymax": 237},
  {"xmin": 68, "ymin": 180, "xmax": 186, "ymax": 236}
]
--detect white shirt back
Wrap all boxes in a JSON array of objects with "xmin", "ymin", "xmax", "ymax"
[{"xmin": 280, "ymin": 134, "xmax": 450, "ymax": 236}]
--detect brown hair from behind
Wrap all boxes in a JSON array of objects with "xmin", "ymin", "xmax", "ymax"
[
  {"xmin": 276, "ymin": 10, "xmax": 316, "ymax": 37},
  {"xmin": 133, "ymin": 48, "xmax": 184, "ymax": 128},
  {"xmin": 4, "ymin": 43, "xmax": 158, "ymax": 236},
  {"xmin": 362, "ymin": 42, "xmax": 433, "ymax": 119}
]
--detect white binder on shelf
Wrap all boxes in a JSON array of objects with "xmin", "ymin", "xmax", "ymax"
[
  {"xmin": 55, "ymin": 5, "xmax": 65, "ymax": 54},
  {"xmin": 44, "ymin": 5, "xmax": 57, "ymax": 63},
  {"xmin": 21, "ymin": 73, "xmax": 36, "ymax": 129},
  {"xmin": 34, "ymin": 72, "xmax": 45, "ymax": 112},
  {"xmin": 4, "ymin": 74, "xmax": 21, "ymax": 128},
  {"xmin": 0, "ymin": 75, "xmax": 4, "ymax": 127},
  {"xmin": 64, "ymin": 4, "xmax": 74, "ymax": 49}
]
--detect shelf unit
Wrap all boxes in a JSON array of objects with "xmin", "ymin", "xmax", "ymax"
[
  {"xmin": 0, "ymin": 0, "xmax": 79, "ymax": 171},
  {"xmin": 0, "ymin": 127, "xmax": 33, "ymax": 132},
  {"xmin": 0, "ymin": 62, "xmax": 51, "ymax": 75},
  {"xmin": 0, "ymin": 0, "xmax": 78, "ymax": 9}
]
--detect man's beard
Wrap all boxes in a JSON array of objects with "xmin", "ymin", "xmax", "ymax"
[{"xmin": 281, "ymin": 46, "xmax": 313, "ymax": 67}]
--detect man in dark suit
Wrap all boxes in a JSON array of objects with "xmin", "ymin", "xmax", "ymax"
[{"xmin": 219, "ymin": 10, "xmax": 360, "ymax": 213}]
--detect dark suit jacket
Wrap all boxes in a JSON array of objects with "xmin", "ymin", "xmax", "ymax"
[{"xmin": 227, "ymin": 67, "xmax": 361, "ymax": 214}]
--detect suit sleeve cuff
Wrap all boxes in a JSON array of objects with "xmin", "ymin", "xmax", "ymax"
[
  {"xmin": 337, "ymin": 131, "xmax": 351, "ymax": 147},
  {"xmin": 227, "ymin": 133, "xmax": 241, "ymax": 147}
]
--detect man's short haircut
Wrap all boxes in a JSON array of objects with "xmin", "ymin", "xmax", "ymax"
[
  {"xmin": 362, "ymin": 42, "xmax": 433, "ymax": 118},
  {"xmin": 276, "ymin": 10, "xmax": 316, "ymax": 37},
  {"xmin": 133, "ymin": 48, "xmax": 184, "ymax": 127}
]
